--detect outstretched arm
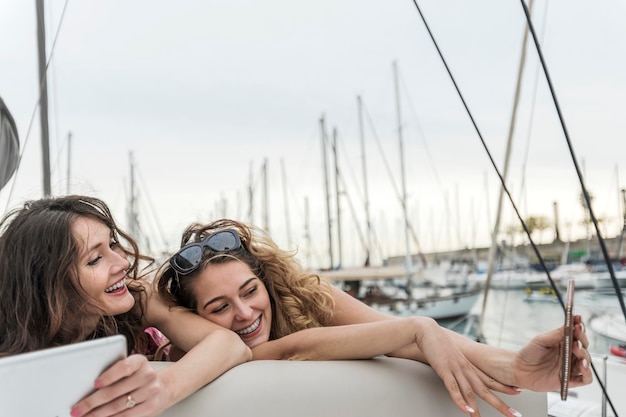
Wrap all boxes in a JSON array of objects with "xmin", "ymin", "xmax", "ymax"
[
  {"xmin": 329, "ymin": 284, "xmax": 592, "ymax": 388},
  {"xmin": 253, "ymin": 306, "xmax": 521, "ymax": 416},
  {"xmin": 326, "ymin": 284, "xmax": 592, "ymax": 417},
  {"xmin": 419, "ymin": 314, "xmax": 592, "ymax": 392},
  {"xmin": 251, "ymin": 316, "xmax": 436, "ymax": 360}
]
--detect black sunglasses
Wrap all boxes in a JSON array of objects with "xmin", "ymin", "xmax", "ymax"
[{"xmin": 169, "ymin": 229, "xmax": 242, "ymax": 275}]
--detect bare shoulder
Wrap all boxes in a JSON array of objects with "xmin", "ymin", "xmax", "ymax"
[{"xmin": 329, "ymin": 284, "xmax": 396, "ymax": 325}]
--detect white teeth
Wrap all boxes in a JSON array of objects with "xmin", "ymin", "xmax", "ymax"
[
  {"xmin": 105, "ymin": 279, "xmax": 126, "ymax": 293},
  {"xmin": 236, "ymin": 317, "xmax": 261, "ymax": 335}
]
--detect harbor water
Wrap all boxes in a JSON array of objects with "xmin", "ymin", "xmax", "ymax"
[{"xmin": 442, "ymin": 287, "xmax": 617, "ymax": 356}]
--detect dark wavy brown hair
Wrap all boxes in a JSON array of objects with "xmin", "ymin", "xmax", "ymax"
[
  {"xmin": 0, "ymin": 195, "xmax": 154, "ymax": 356},
  {"xmin": 155, "ymin": 219, "xmax": 335, "ymax": 340}
]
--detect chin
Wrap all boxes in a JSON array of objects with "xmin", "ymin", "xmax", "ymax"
[{"xmin": 104, "ymin": 294, "xmax": 135, "ymax": 316}]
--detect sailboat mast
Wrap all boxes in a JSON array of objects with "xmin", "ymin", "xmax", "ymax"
[
  {"xmin": 320, "ymin": 115, "xmax": 334, "ymax": 269},
  {"xmin": 262, "ymin": 158, "xmax": 269, "ymax": 234},
  {"xmin": 479, "ymin": 0, "xmax": 535, "ymax": 339},
  {"xmin": 332, "ymin": 127, "xmax": 343, "ymax": 268},
  {"xmin": 304, "ymin": 196, "xmax": 312, "ymax": 269},
  {"xmin": 66, "ymin": 132, "xmax": 71, "ymax": 194},
  {"xmin": 393, "ymin": 61, "xmax": 412, "ymax": 279},
  {"xmin": 553, "ymin": 200, "xmax": 561, "ymax": 242},
  {"xmin": 248, "ymin": 161, "xmax": 254, "ymax": 224},
  {"xmin": 128, "ymin": 151, "xmax": 139, "ymax": 239},
  {"xmin": 358, "ymin": 96, "xmax": 373, "ymax": 266},
  {"xmin": 617, "ymin": 188, "xmax": 626, "ymax": 259},
  {"xmin": 280, "ymin": 158, "xmax": 292, "ymax": 245},
  {"xmin": 35, "ymin": 0, "xmax": 51, "ymax": 197}
]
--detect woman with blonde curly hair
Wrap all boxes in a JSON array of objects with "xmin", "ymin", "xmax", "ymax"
[
  {"xmin": 156, "ymin": 218, "xmax": 336, "ymax": 344},
  {"xmin": 155, "ymin": 218, "xmax": 593, "ymax": 417}
]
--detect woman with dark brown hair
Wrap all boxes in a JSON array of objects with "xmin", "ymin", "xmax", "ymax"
[
  {"xmin": 155, "ymin": 218, "xmax": 593, "ymax": 417},
  {"xmin": 0, "ymin": 196, "xmax": 251, "ymax": 417}
]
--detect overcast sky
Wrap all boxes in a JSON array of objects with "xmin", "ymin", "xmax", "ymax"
[{"xmin": 1, "ymin": 0, "xmax": 625, "ymax": 269}]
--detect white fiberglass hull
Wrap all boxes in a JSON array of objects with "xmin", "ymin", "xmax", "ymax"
[{"xmin": 154, "ymin": 357, "xmax": 547, "ymax": 417}]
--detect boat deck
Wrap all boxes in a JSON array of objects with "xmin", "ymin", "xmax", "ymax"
[{"xmin": 154, "ymin": 357, "xmax": 547, "ymax": 417}]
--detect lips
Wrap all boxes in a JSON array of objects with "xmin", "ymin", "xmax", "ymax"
[
  {"xmin": 235, "ymin": 317, "xmax": 261, "ymax": 336},
  {"xmin": 104, "ymin": 278, "xmax": 126, "ymax": 293}
]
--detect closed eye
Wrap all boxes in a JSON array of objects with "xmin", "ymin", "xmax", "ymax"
[
  {"xmin": 211, "ymin": 303, "xmax": 229, "ymax": 314},
  {"xmin": 243, "ymin": 285, "xmax": 257, "ymax": 298}
]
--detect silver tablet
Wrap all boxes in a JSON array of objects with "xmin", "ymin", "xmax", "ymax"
[{"xmin": 0, "ymin": 335, "xmax": 127, "ymax": 417}]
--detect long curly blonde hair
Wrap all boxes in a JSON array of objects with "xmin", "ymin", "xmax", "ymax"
[{"xmin": 155, "ymin": 219, "xmax": 335, "ymax": 340}]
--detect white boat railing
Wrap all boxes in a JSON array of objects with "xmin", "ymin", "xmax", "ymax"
[{"xmin": 153, "ymin": 357, "xmax": 547, "ymax": 417}]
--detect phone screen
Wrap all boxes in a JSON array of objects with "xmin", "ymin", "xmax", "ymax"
[{"xmin": 560, "ymin": 279, "xmax": 575, "ymax": 401}]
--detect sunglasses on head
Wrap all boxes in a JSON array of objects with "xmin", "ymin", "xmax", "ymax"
[{"xmin": 169, "ymin": 229, "xmax": 242, "ymax": 275}]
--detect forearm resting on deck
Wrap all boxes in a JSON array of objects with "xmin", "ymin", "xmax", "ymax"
[{"xmin": 251, "ymin": 316, "xmax": 437, "ymax": 361}]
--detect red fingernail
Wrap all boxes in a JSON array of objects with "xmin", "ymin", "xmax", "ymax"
[
  {"xmin": 70, "ymin": 406, "xmax": 81, "ymax": 417},
  {"xmin": 94, "ymin": 379, "xmax": 103, "ymax": 389}
]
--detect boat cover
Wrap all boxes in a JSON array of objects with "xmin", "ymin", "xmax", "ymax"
[{"xmin": 154, "ymin": 357, "xmax": 547, "ymax": 417}]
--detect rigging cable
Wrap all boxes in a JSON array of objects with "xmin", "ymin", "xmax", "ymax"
[
  {"xmin": 409, "ymin": 0, "xmax": 561, "ymax": 306},
  {"xmin": 398, "ymin": 69, "xmax": 462, "ymax": 250},
  {"xmin": 518, "ymin": 2, "xmax": 624, "ymax": 414},
  {"xmin": 327, "ymin": 128, "xmax": 370, "ymax": 264},
  {"xmin": 409, "ymin": 1, "xmax": 619, "ymax": 415},
  {"xmin": 517, "ymin": 0, "xmax": 626, "ymax": 320},
  {"xmin": 516, "ymin": 0, "xmax": 550, "ymax": 222},
  {"xmin": 2, "ymin": 0, "xmax": 70, "ymax": 212},
  {"xmin": 362, "ymin": 100, "xmax": 428, "ymax": 266}
]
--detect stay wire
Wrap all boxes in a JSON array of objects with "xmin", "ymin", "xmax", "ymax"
[
  {"xmin": 517, "ymin": 2, "xmax": 622, "ymax": 412},
  {"xmin": 326, "ymin": 128, "xmax": 370, "ymax": 261},
  {"xmin": 408, "ymin": 0, "xmax": 562, "ymax": 306},
  {"xmin": 408, "ymin": 1, "xmax": 618, "ymax": 415},
  {"xmin": 520, "ymin": 0, "xmax": 626, "ymax": 417},
  {"xmin": 361, "ymin": 100, "xmax": 427, "ymax": 265},
  {"xmin": 3, "ymin": 0, "xmax": 70, "ymax": 211},
  {"xmin": 518, "ymin": 0, "xmax": 626, "ymax": 322}
]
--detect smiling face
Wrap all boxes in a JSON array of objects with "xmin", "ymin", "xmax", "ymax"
[
  {"xmin": 192, "ymin": 260, "xmax": 272, "ymax": 348},
  {"xmin": 72, "ymin": 216, "xmax": 135, "ymax": 320}
]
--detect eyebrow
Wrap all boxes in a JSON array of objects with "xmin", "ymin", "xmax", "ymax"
[
  {"xmin": 202, "ymin": 277, "xmax": 258, "ymax": 310},
  {"xmin": 77, "ymin": 238, "xmax": 104, "ymax": 262},
  {"xmin": 86, "ymin": 241, "xmax": 104, "ymax": 253}
]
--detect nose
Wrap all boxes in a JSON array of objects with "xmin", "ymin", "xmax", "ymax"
[
  {"xmin": 111, "ymin": 247, "xmax": 130, "ymax": 273},
  {"xmin": 233, "ymin": 300, "xmax": 253, "ymax": 321}
]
